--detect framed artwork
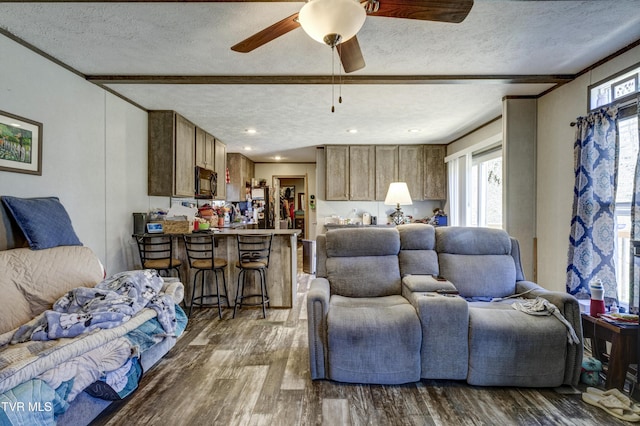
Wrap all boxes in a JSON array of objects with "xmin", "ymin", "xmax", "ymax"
[
  {"xmin": 0, "ymin": 110, "xmax": 42, "ymax": 175},
  {"xmin": 281, "ymin": 186, "xmax": 295, "ymax": 200}
]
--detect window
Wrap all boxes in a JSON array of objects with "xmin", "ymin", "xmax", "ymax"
[
  {"xmin": 614, "ymin": 113, "xmax": 638, "ymax": 306},
  {"xmin": 446, "ymin": 139, "xmax": 503, "ymax": 229},
  {"xmin": 589, "ymin": 62, "xmax": 640, "ymax": 306},
  {"xmin": 470, "ymin": 146, "xmax": 503, "ymax": 229}
]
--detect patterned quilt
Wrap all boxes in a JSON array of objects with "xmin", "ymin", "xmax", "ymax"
[{"xmin": 0, "ymin": 276, "xmax": 184, "ymax": 396}]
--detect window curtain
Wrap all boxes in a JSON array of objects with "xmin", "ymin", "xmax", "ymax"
[
  {"xmin": 630, "ymin": 98, "xmax": 640, "ymax": 313},
  {"xmin": 566, "ymin": 107, "xmax": 619, "ymax": 301}
]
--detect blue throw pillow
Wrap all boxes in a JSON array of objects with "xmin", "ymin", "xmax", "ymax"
[{"xmin": 1, "ymin": 196, "xmax": 82, "ymax": 250}]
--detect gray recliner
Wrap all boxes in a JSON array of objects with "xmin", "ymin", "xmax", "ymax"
[
  {"xmin": 307, "ymin": 227, "xmax": 422, "ymax": 384},
  {"xmin": 435, "ymin": 226, "xmax": 583, "ymax": 387},
  {"xmin": 308, "ymin": 224, "xmax": 583, "ymax": 387}
]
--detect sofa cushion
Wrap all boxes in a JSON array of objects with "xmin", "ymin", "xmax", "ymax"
[
  {"xmin": 1, "ymin": 196, "xmax": 82, "ymax": 250},
  {"xmin": 438, "ymin": 253, "xmax": 516, "ymax": 298},
  {"xmin": 0, "ymin": 256, "xmax": 32, "ymax": 335},
  {"xmin": 398, "ymin": 250, "xmax": 439, "ymax": 276},
  {"xmin": 325, "ymin": 227, "xmax": 400, "ymax": 257},
  {"xmin": 467, "ymin": 305, "xmax": 567, "ymax": 387},
  {"xmin": 398, "ymin": 223, "xmax": 435, "ymax": 250},
  {"xmin": 326, "ymin": 255, "xmax": 401, "ymax": 297},
  {"xmin": 436, "ymin": 226, "xmax": 516, "ymax": 298},
  {"xmin": 327, "ymin": 295, "xmax": 421, "ymax": 384},
  {"xmin": 8, "ymin": 246, "xmax": 104, "ymax": 317},
  {"xmin": 435, "ymin": 226, "xmax": 511, "ymax": 255}
]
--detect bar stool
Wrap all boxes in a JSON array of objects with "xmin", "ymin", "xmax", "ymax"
[
  {"xmin": 233, "ymin": 233, "xmax": 273, "ymax": 319},
  {"xmin": 136, "ymin": 235, "xmax": 182, "ymax": 282},
  {"xmin": 183, "ymin": 234, "xmax": 229, "ymax": 318}
]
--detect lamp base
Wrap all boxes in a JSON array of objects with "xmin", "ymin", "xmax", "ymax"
[{"xmin": 390, "ymin": 206, "xmax": 405, "ymax": 225}]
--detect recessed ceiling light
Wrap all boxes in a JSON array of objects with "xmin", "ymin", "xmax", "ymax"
[
  {"xmin": 274, "ymin": 156, "xmax": 282, "ymax": 161},
  {"xmin": 408, "ymin": 128, "xmax": 421, "ymax": 133},
  {"xmin": 243, "ymin": 146, "xmax": 252, "ymax": 151},
  {"xmin": 347, "ymin": 129, "xmax": 358, "ymax": 134},
  {"xmin": 245, "ymin": 129, "xmax": 257, "ymax": 134}
]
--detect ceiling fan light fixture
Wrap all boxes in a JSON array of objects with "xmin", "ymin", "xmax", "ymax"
[{"xmin": 298, "ymin": 0, "xmax": 366, "ymax": 47}]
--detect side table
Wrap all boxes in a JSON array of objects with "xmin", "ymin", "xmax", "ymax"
[{"xmin": 581, "ymin": 313, "xmax": 638, "ymax": 391}]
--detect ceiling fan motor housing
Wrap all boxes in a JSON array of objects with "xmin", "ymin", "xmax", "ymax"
[{"xmin": 298, "ymin": 0, "xmax": 366, "ymax": 46}]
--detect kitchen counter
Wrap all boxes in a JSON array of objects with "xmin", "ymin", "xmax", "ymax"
[{"xmin": 136, "ymin": 228, "xmax": 301, "ymax": 310}]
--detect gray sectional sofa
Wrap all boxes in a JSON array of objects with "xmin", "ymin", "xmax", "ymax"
[{"xmin": 307, "ymin": 224, "xmax": 583, "ymax": 387}]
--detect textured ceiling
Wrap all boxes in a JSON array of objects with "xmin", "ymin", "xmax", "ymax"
[{"xmin": 1, "ymin": 1, "xmax": 639, "ymax": 162}]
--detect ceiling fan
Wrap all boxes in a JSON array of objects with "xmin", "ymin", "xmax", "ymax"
[{"xmin": 231, "ymin": 0, "xmax": 474, "ymax": 73}]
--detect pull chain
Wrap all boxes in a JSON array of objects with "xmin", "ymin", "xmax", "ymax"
[
  {"xmin": 339, "ymin": 54, "xmax": 342, "ymax": 105},
  {"xmin": 331, "ymin": 46, "xmax": 335, "ymax": 113}
]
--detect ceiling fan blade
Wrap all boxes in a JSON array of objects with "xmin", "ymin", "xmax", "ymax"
[
  {"xmin": 367, "ymin": 0, "xmax": 474, "ymax": 23},
  {"xmin": 231, "ymin": 12, "xmax": 300, "ymax": 53},
  {"xmin": 337, "ymin": 36, "xmax": 366, "ymax": 73}
]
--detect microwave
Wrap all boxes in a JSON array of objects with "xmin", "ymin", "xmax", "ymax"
[{"xmin": 195, "ymin": 166, "xmax": 217, "ymax": 199}]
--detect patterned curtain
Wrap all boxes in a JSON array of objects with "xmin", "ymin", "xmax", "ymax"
[
  {"xmin": 566, "ymin": 107, "xmax": 619, "ymax": 301},
  {"xmin": 630, "ymin": 98, "xmax": 640, "ymax": 313}
]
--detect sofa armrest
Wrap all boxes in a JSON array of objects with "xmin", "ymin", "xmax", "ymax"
[
  {"xmin": 307, "ymin": 277, "xmax": 330, "ymax": 380},
  {"xmin": 403, "ymin": 291, "xmax": 469, "ymax": 379},
  {"xmin": 516, "ymin": 280, "xmax": 584, "ymax": 386},
  {"xmin": 402, "ymin": 275, "xmax": 457, "ymax": 294}
]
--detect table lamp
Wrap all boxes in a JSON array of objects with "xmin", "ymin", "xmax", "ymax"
[{"xmin": 384, "ymin": 182, "xmax": 413, "ymax": 225}]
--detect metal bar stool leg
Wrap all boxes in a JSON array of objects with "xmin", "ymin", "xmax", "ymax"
[
  {"xmin": 213, "ymin": 269, "xmax": 222, "ymax": 319},
  {"xmin": 221, "ymin": 269, "xmax": 230, "ymax": 308},
  {"xmin": 233, "ymin": 269, "xmax": 245, "ymax": 318},
  {"xmin": 189, "ymin": 269, "xmax": 202, "ymax": 318}
]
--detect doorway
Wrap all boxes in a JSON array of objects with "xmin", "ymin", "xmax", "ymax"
[{"xmin": 273, "ymin": 175, "xmax": 308, "ymax": 240}]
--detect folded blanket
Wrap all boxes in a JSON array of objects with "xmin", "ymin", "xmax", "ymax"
[
  {"xmin": 512, "ymin": 297, "xmax": 580, "ymax": 344},
  {"xmin": 12, "ymin": 270, "xmax": 177, "ymax": 343}
]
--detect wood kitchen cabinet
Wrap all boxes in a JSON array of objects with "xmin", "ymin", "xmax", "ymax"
[
  {"xmin": 398, "ymin": 145, "xmax": 424, "ymax": 201},
  {"xmin": 195, "ymin": 128, "xmax": 215, "ymax": 170},
  {"xmin": 349, "ymin": 145, "xmax": 375, "ymax": 201},
  {"xmin": 226, "ymin": 153, "xmax": 254, "ymax": 202},
  {"xmin": 323, "ymin": 144, "xmax": 447, "ymax": 202},
  {"xmin": 375, "ymin": 145, "xmax": 399, "ymax": 201},
  {"xmin": 325, "ymin": 145, "xmax": 349, "ymax": 200},
  {"xmin": 148, "ymin": 111, "xmax": 195, "ymax": 197},
  {"xmin": 214, "ymin": 138, "xmax": 226, "ymax": 200},
  {"xmin": 423, "ymin": 144, "xmax": 447, "ymax": 200}
]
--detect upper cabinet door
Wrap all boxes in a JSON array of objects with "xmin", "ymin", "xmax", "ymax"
[
  {"xmin": 424, "ymin": 145, "xmax": 447, "ymax": 200},
  {"xmin": 325, "ymin": 145, "xmax": 349, "ymax": 200},
  {"xmin": 214, "ymin": 138, "xmax": 226, "ymax": 200},
  {"xmin": 398, "ymin": 145, "xmax": 424, "ymax": 202},
  {"xmin": 375, "ymin": 145, "xmax": 398, "ymax": 201},
  {"xmin": 174, "ymin": 114, "xmax": 195, "ymax": 197},
  {"xmin": 349, "ymin": 145, "xmax": 375, "ymax": 201},
  {"xmin": 196, "ymin": 129, "xmax": 214, "ymax": 170},
  {"xmin": 195, "ymin": 127, "xmax": 206, "ymax": 168},
  {"xmin": 204, "ymin": 132, "xmax": 215, "ymax": 170}
]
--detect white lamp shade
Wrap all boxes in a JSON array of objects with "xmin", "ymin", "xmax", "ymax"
[
  {"xmin": 298, "ymin": 0, "xmax": 366, "ymax": 45},
  {"xmin": 384, "ymin": 182, "xmax": 413, "ymax": 206}
]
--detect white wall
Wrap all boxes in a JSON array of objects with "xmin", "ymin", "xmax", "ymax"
[
  {"xmin": 503, "ymin": 98, "xmax": 537, "ymax": 280},
  {"xmin": 536, "ymin": 44, "xmax": 640, "ymax": 292},
  {"xmin": 447, "ymin": 118, "xmax": 503, "ymax": 157},
  {"xmin": 0, "ymin": 35, "xmax": 151, "ymax": 274}
]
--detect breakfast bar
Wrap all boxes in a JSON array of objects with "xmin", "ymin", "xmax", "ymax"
[{"xmin": 140, "ymin": 228, "xmax": 301, "ymax": 311}]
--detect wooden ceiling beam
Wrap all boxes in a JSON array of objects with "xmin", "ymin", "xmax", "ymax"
[
  {"xmin": 1, "ymin": 0, "xmax": 304, "ymax": 2},
  {"xmin": 86, "ymin": 74, "xmax": 575, "ymax": 85}
]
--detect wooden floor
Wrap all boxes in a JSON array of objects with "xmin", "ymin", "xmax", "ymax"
[{"xmin": 93, "ymin": 254, "xmax": 633, "ymax": 426}]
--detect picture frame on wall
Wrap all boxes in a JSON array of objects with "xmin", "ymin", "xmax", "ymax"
[{"xmin": 0, "ymin": 110, "xmax": 42, "ymax": 176}]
